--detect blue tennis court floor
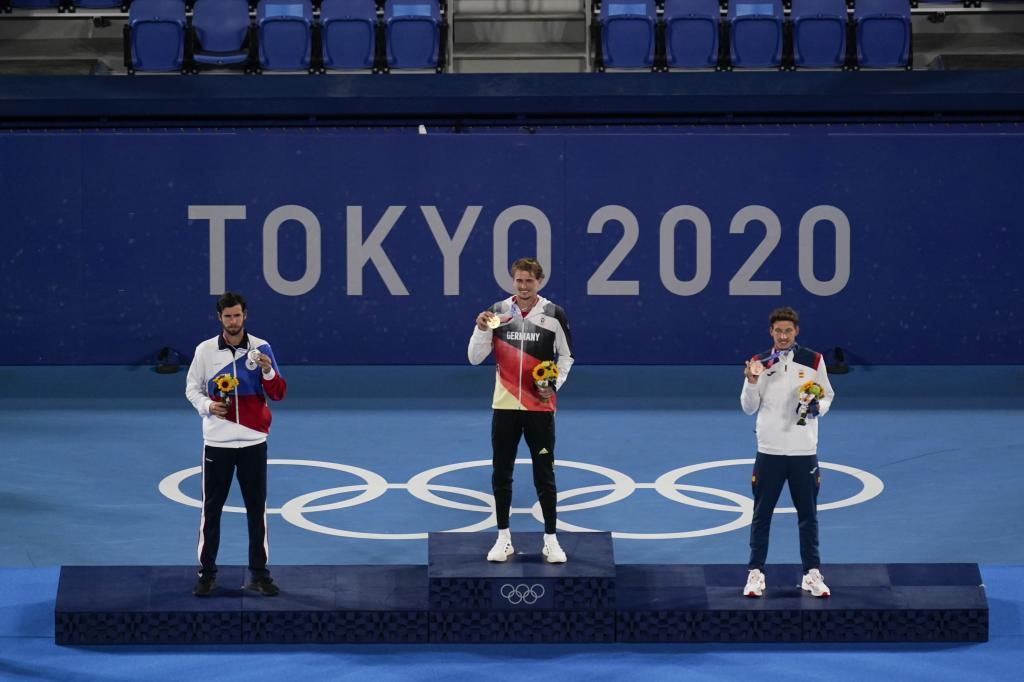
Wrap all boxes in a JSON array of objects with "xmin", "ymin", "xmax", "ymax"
[{"xmin": 0, "ymin": 365, "xmax": 1021, "ymax": 680}]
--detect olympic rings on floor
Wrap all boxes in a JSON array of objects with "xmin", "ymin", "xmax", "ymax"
[{"xmin": 158, "ymin": 457, "xmax": 883, "ymax": 541}]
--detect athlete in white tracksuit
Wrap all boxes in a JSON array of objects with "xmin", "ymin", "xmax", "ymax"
[
  {"xmin": 741, "ymin": 307, "xmax": 834, "ymax": 598},
  {"xmin": 185, "ymin": 292, "xmax": 286, "ymax": 597}
]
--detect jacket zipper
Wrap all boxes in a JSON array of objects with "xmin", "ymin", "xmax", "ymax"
[
  {"xmin": 231, "ymin": 352, "xmax": 240, "ymax": 423},
  {"xmin": 517, "ymin": 311, "xmax": 524, "ymax": 409}
]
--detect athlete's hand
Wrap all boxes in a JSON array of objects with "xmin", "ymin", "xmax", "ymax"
[
  {"xmin": 537, "ymin": 385, "xmax": 554, "ymax": 401},
  {"xmin": 256, "ymin": 352, "xmax": 273, "ymax": 374},
  {"xmin": 744, "ymin": 360, "xmax": 761, "ymax": 384},
  {"xmin": 476, "ymin": 311, "xmax": 497, "ymax": 331},
  {"xmin": 210, "ymin": 401, "xmax": 229, "ymax": 418}
]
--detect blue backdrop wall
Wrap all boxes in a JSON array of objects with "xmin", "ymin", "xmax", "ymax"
[{"xmin": 2, "ymin": 126, "xmax": 1021, "ymax": 364}]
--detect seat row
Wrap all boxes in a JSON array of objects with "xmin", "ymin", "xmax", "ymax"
[
  {"xmin": 124, "ymin": 0, "xmax": 444, "ymax": 73},
  {"xmin": 596, "ymin": 0, "xmax": 912, "ymax": 70}
]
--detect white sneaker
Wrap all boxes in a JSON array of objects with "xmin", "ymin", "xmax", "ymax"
[
  {"xmin": 486, "ymin": 537, "xmax": 514, "ymax": 562},
  {"xmin": 801, "ymin": 568, "xmax": 831, "ymax": 598},
  {"xmin": 541, "ymin": 536, "xmax": 567, "ymax": 564},
  {"xmin": 744, "ymin": 568, "xmax": 766, "ymax": 598}
]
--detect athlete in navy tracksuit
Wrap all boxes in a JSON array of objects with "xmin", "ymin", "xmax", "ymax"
[
  {"xmin": 185, "ymin": 292, "xmax": 286, "ymax": 597},
  {"xmin": 740, "ymin": 307, "xmax": 834, "ymax": 598},
  {"xmin": 469, "ymin": 258, "xmax": 574, "ymax": 564}
]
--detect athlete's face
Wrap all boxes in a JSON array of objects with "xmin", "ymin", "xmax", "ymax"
[
  {"xmin": 219, "ymin": 304, "xmax": 246, "ymax": 339},
  {"xmin": 512, "ymin": 270, "xmax": 541, "ymax": 303},
  {"xmin": 770, "ymin": 321, "xmax": 799, "ymax": 350}
]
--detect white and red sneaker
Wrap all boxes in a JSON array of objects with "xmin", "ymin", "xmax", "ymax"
[
  {"xmin": 801, "ymin": 568, "xmax": 831, "ymax": 598},
  {"xmin": 744, "ymin": 568, "xmax": 766, "ymax": 598}
]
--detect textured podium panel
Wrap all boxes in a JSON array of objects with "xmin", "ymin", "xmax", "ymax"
[
  {"xmin": 428, "ymin": 532, "xmax": 616, "ymax": 642},
  {"xmin": 241, "ymin": 565, "xmax": 429, "ymax": 643},
  {"xmin": 616, "ymin": 563, "xmax": 989, "ymax": 643},
  {"xmin": 56, "ymin": 566, "xmax": 246, "ymax": 645},
  {"xmin": 56, "ymin": 560, "xmax": 988, "ymax": 645},
  {"xmin": 56, "ymin": 565, "xmax": 429, "ymax": 645}
]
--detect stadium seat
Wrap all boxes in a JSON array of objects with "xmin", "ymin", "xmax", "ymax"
[
  {"xmin": 663, "ymin": 0, "xmax": 720, "ymax": 70},
  {"xmin": 320, "ymin": 0, "xmax": 379, "ymax": 71},
  {"xmin": 598, "ymin": 1, "xmax": 657, "ymax": 69},
  {"xmin": 124, "ymin": 0, "xmax": 186, "ymax": 73},
  {"xmin": 791, "ymin": 0, "xmax": 847, "ymax": 69},
  {"xmin": 855, "ymin": 0, "xmax": 911, "ymax": 68},
  {"xmin": 728, "ymin": 0, "xmax": 784, "ymax": 69},
  {"xmin": 384, "ymin": 0, "xmax": 442, "ymax": 70},
  {"xmin": 190, "ymin": 0, "xmax": 252, "ymax": 70},
  {"xmin": 257, "ymin": 0, "xmax": 314, "ymax": 71}
]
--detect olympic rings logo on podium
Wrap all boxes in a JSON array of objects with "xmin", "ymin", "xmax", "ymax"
[
  {"xmin": 499, "ymin": 583, "xmax": 546, "ymax": 605},
  {"xmin": 158, "ymin": 458, "xmax": 884, "ymax": 541}
]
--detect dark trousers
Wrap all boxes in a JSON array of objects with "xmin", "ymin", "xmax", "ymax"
[
  {"xmin": 491, "ymin": 409, "xmax": 558, "ymax": 534},
  {"xmin": 197, "ymin": 442, "xmax": 270, "ymax": 580},
  {"xmin": 748, "ymin": 452, "xmax": 821, "ymax": 573}
]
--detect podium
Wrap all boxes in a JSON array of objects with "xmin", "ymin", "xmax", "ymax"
[{"xmin": 55, "ymin": 532, "xmax": 988, "ymax": 645}]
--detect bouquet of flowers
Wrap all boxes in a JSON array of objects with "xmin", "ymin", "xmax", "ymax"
[
  {"xmin": 213, "ymin": 373, "xmax": 240, "ymax": 407},
  {"xmin": 796, "ymin": 381, "xmax": 823, "ymax": 426},
  {"xmin": 532, "ymin": 361, "xmax": 559, "ymax": 402}
]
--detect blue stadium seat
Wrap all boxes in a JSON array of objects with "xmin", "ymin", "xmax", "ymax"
[
  {"xmin": 663, "ymin": 0, "xmax": 720, "ymax": 70},
  {"xmin": 728, "ymin": 0, "xmax": 784, "ymax": 69},
  {"xmin": 320, "ymin": 0, "xmax": 379, "ymax": 71},
  {"xmin": 125, "ymin": 0, "xmax": 186, "ymax": 73},
  {"xmin": 855, "ymin": 0, "xmax": 911, "ymax": 69},
  {"xmin": 74, "ymin": 0, "xmax": 122, "ymax": 8},
  {"xmin": 599, "ymin": 1, "xmax": 657, "ymax": 69},
  {"xmin": 384, "ymin": 0, "xmax": 442, "ymax": 70},
  {"xmin": 257, "ymin": 0, "xmax": 314, "ymax": 71},
  {"xmin": 791, "ymin": 0, "xmax": 847, "ymax": 69},
  {"xmin": 190, "ymin": 0, "xmax": 252, "ymax": 69}
]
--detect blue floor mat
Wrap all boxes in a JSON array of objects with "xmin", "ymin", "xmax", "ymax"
[{"xmin": 0, "ymin": 365, "xmax": 1021, "ymax": 679}]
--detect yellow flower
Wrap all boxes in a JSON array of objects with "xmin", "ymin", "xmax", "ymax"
[
  {"xmin": 532, "ymin": 361, "xmax": 558, "ymax": 383},
  {"xmin": 799, "ymin": 381, "xmax": 823, "ymax": 397},
  {"xmin": 214, "ymin": 374, "xmax": 239, "ymax": 394}
]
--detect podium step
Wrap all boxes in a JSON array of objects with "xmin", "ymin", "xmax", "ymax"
[
  {"xmin": 428, "ymin": 532, "xmax": 616, "ymax": 642},
  {"xmin": 616, "ymin": 564, "xmax": 989, "ymax": 643},
  {"xmin": 55, "ymin": 565, "xmax": 429, "ymax": 645}
]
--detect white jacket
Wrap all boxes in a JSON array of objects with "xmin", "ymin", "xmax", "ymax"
[
  {"xmin": 740, "ymin": 345, "xmax": 834, "ymax": 456},
  {"xmin": 185, "ymin": 332, "xmax": 286, "ymax": 448}
]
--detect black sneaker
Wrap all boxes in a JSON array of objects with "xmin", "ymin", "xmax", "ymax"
[
  {"xmin": 245, "ymin": 576, "xmax": 279, "ymax": 596},
  {"xmin": 192, "ymin": 577, "xmax": 216, "ymax": 597}
]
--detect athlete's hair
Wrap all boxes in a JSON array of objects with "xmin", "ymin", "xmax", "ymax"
[
  {"xmin": 510, "ymin": 258, "xmax": 544, "ymax": 280},
  {"xmin": 769, "ymin": 306, "xmax": 799, "ymax": 327},
  {"xmin": 216, "ymin": 291, "xmax": 247, "ymax": 314}
]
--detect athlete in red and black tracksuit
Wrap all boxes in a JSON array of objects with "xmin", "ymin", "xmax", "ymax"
[
  {"xmin": 185, "ymin": 294, "xmax": 286, "ymax": 596},
  {"xmin": 468, "ymin": 294, "xmax": 574, "ymax": 535}
]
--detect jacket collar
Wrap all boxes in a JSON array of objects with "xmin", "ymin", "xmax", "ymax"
[
  {"xmin": 218, "ymin": 331, "xmax": 251, "ymax": 352},
  {"xmin": 510, "ymin": 295, "xmax": 546, "ymax": 317}
]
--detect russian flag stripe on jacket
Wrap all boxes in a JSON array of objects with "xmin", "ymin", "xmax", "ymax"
[{"xmin": 185, "ymin": 332, "xmax": 287, "ymax": 448}]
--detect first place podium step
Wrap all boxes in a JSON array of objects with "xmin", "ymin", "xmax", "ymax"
[{"xmin": 428, "ymin": 531, "xmax": 616, "ymax": 642}]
